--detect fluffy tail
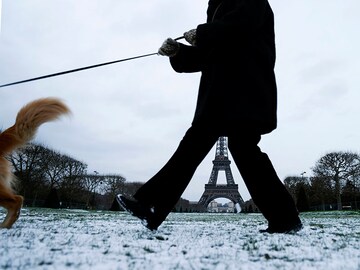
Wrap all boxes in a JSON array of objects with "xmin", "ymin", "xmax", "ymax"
[{"xmin": 0, "ymin": 98, "xmax": 70, "ymax": 156}]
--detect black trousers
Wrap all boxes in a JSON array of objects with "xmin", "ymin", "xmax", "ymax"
[{"xmin": 134, "ymin": 124, "xmax": 300, "ymax": 228}]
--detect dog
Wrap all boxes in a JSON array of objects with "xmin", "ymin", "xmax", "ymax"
[{"xmin": 0, "ymin": 98, "xmax": 70, "ymax": 228}]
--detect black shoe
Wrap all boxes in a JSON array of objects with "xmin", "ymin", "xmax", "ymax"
[
  {"xmin": 260, "ymin": 222, "xmax": 303, "ymax": 234},
  {"xmin": 116, "ymin": 194, "xmax": 159, "ymax": 231}
]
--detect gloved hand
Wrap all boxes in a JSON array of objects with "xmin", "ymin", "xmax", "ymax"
[
  {"xmin": 184, "ymin": 29, "xmax": 197, "ymax": 46},
  {"xmin": 158, "ymin": 38, "xmax": 180, "ymax": 57}
]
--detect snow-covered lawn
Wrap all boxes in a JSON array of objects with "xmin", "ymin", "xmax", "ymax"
[{"xmin": 0, "ymin": 209, "xmax": 359, "ymax": 270}]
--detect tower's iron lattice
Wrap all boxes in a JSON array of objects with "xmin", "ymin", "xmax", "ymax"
[{"xmin": 198, "ymin": 137, "xmax": 245, "ymax": 212}]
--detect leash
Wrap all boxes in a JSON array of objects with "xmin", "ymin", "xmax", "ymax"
[{"xmin": 0, "ymin": 36, "xmax": 184, "ymax": 88}]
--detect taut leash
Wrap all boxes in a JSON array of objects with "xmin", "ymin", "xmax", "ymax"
[{"xmin": 0, "ymin": 36, "xmax": 184, "ymax": 88}]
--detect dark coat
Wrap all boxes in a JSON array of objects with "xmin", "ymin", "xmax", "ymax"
[{"xmin": 170, "ymin": 0, "xmax": 277, "ymax": 135}]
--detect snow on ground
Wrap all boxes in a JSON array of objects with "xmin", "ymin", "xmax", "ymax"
[{"xmin": 0, "ymin": 209, "xmax": 359, "ymax": 270}]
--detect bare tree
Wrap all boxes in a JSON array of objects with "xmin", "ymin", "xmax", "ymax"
[
  {"xmin": 308, "ymin": 176, "xmax": 334, "ymax": 211},
  {"xmin": 81, "ymin": 173, "xmax": 104, "ymax": 209},
  {"xmin": 59, "ymin": 155, "xmax": 88, "ymax": 207},
  {"xmin": 284, "ymin": 176, "xmax": 310, "ymax": 212},
  {"xmin": 101, "ymin": 174, "xmax": 126, "ymax": 197},
  {"xmin": 98, "ymin": 174, "xmax": 126, "ymax": 210},
  {"xmin": 9, "ymin": 144, "xmax": 49, "ymax": 202},
  {"xmin": 42, "ymin": 148, "xmax": 67, "ymax": 189},
  {"xmin": 10, "ymin": 143, "xmax": 89, "ymax": 206},
  {"xmin": 284, "ymin": 176, "xmax": 309, "ymax": 200},
  {"xmin": 312, "ymin": 151, "xmax": 360, "ymax": 210}
]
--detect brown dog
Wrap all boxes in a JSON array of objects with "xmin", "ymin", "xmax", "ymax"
[{"xmin": 0, "ymin": 98, "xmax": 70, "ymax": 228}]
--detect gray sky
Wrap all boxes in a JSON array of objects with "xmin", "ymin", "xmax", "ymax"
[{"xmin": 1, "ymin": 0, "xmax": 359, "ymax": 202}]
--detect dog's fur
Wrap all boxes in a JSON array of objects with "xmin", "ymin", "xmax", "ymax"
[{"xmin": 0, "ymin": 98, "xmax": 70, "ymax": 228}]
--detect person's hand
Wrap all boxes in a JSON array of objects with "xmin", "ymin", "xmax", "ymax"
[
  {"xmin": 184, "ymin": 29, "xmax": 197, "ymax": 46},
  {"xmin": 158, "ymin": 38, "xmax": 180, "ymax": 57}
]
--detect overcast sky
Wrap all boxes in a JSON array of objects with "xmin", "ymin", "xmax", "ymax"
[{"xmin": 1, "ymin": 0, "xmax": 359, "ymax": 202}]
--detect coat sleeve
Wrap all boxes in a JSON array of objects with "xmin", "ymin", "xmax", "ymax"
[
  {"xmin": 169, "ymin": 44, "xmax": 207, "ymax": 73},
  {"xmin": 196, "ymin": 0, "xmax": 269, "ymax": 50}
]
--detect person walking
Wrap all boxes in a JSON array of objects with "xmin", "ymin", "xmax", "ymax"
[{"xmin": 117, "ymin": 0, "xmax": 302, "ymax": 233}]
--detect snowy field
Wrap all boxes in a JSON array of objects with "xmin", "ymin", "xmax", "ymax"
[{"xmin": 0, "ymin": 209, "xmax": 359, "ymax": 270}]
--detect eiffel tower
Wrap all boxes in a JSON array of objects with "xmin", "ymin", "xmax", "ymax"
[{"xmin": 198, "ymin": 137, "xmax": 245, "ymax": 212}]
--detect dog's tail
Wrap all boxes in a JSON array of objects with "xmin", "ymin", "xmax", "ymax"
[{"xmin": 0, "ymin": 98, "xmax": 70, "ymax": 156}]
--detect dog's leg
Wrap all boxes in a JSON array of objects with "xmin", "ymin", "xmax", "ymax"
[
  {"xmin": 0, "ymin": 189, "xmax": 23, "ymax": 229},
  {"xmin": 0, "ymin": 98, "xmax": 70, "ymax": 228}
]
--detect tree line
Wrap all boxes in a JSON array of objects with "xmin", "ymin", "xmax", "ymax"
[
  {"xmin": 284, "ymin": 151, "xmax": 360, "ymax": 211},
  {"xmin": 8, "ymin": 143, "xmax": 360, "ymax": 212},
  {"xmin": 9, "ymin": 143, "xmax": 142, "ymax": 210}
]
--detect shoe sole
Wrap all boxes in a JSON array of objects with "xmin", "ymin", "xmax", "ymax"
[
  {"xmin": 116, "ymin": 194, "xmax": 157, "ymax": 231},
  {"xmin": 116, "ymin": 195, "xmax": 133, "ymax": 214},
  {"xmin": 260, "ymin": 224, "xmax": 303, "ymax": 234}
]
